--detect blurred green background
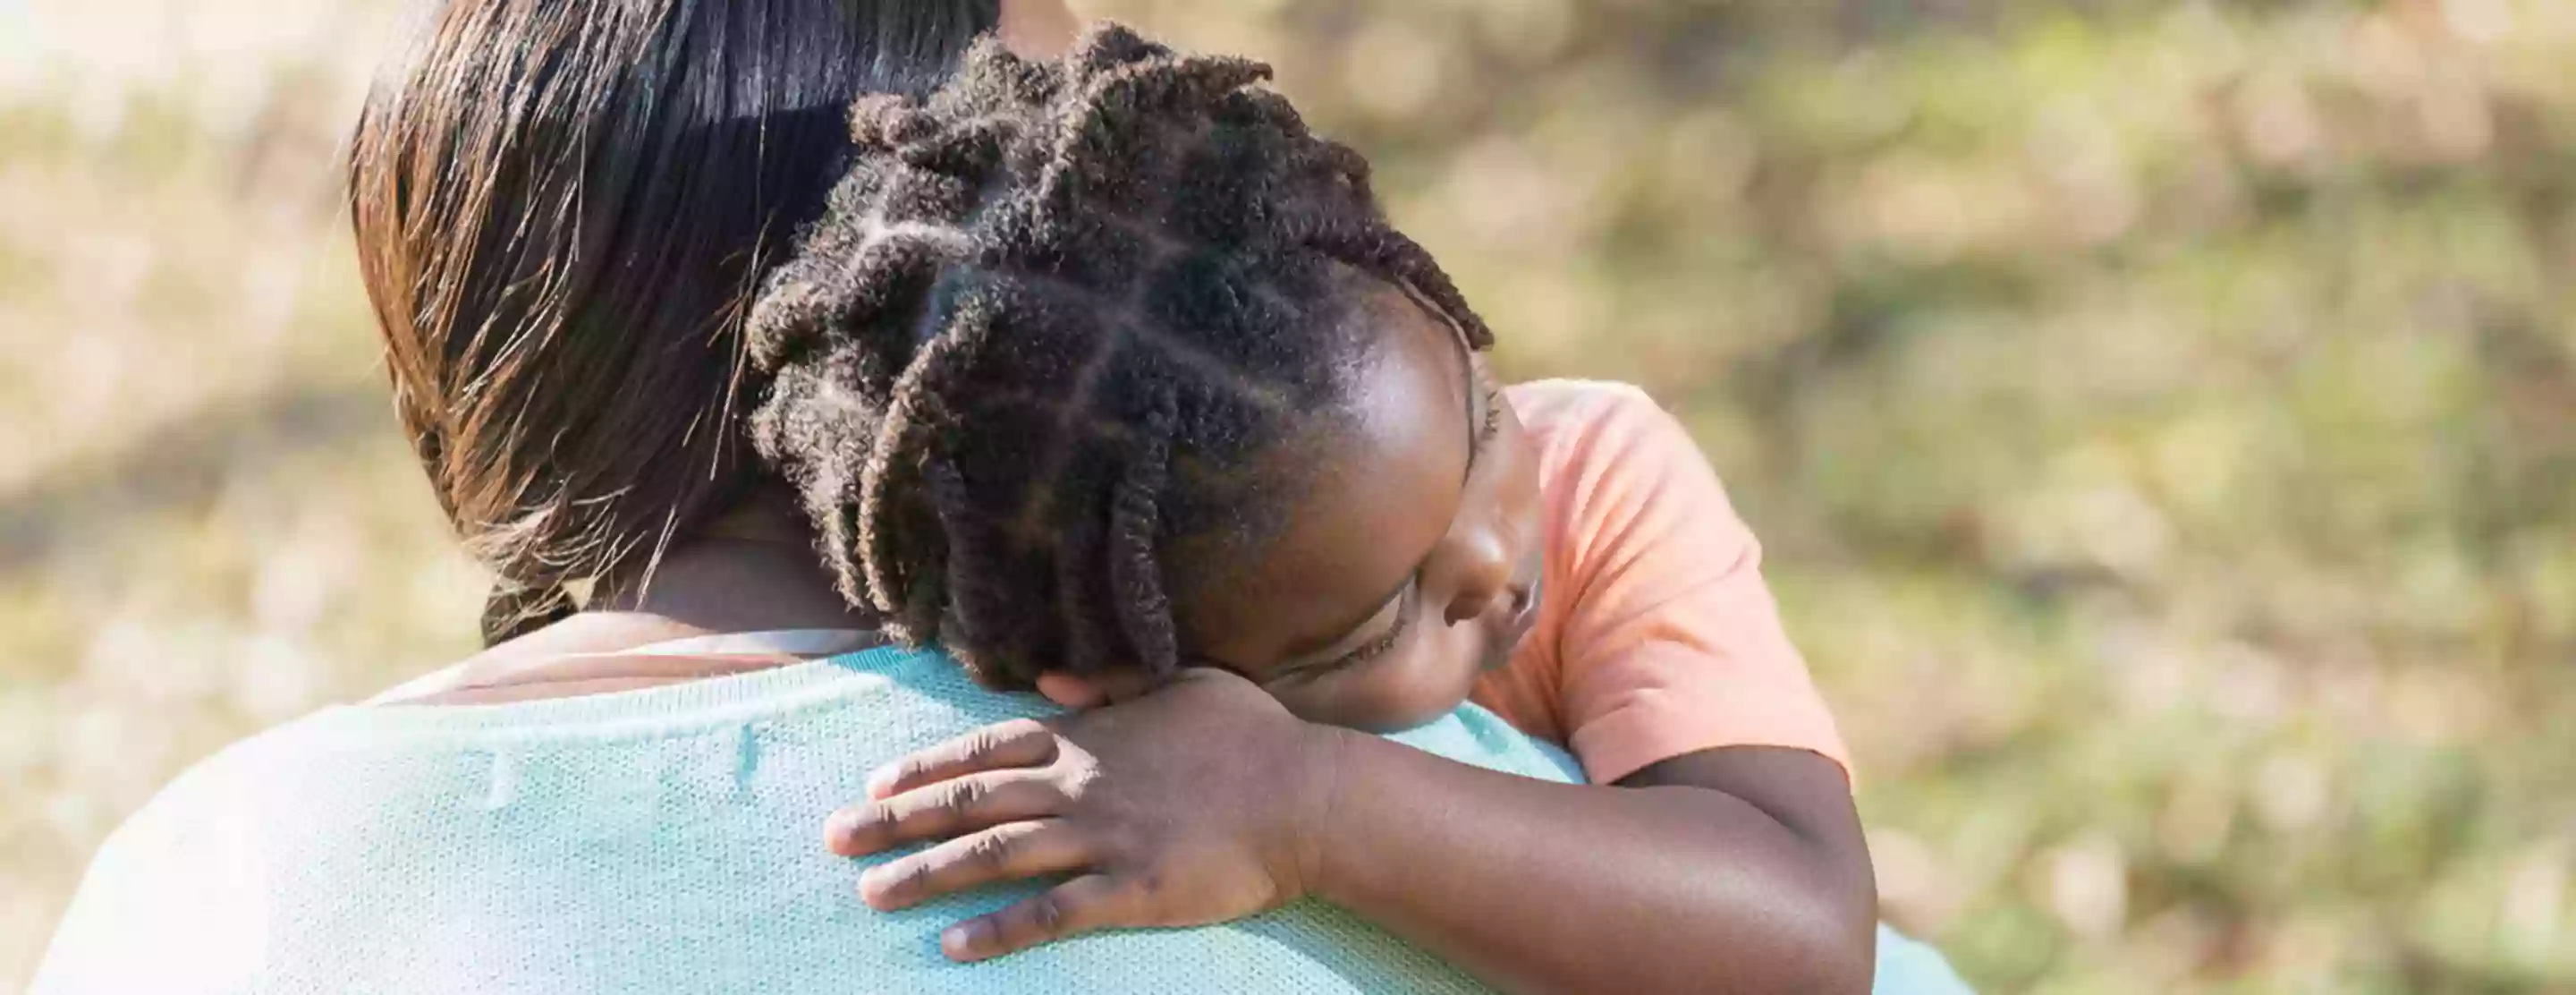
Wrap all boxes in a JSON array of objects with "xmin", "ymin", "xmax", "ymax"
[{"xmin": 4, "ymin": 0, "xmax": 2574, "ymax": 991}]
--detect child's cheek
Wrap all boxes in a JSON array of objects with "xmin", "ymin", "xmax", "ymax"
[
  {"xmin": 1364, "ymin": 625, "xmax": 1489, "ymax": 732},
  {"xmin": 1267, "ymin": 625, "xmax": 1491, "ymax": 734}
]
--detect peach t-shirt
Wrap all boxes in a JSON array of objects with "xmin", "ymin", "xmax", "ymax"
[{"xmin": 1469, "ymin": 380, "xmax": 1852, "ymax": 786}]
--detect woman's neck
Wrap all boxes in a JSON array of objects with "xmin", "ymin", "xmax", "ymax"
[
  {"xmin": 377, "ymin": 495, "xmax": 878, "ymax": 706},
  {"xmin": 586, "ymin": 490, "xmax": 872, "ymax": 633}
]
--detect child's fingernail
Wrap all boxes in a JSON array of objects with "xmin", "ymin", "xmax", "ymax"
[
  {"xmin": 865, "ymin": 770, "xmax": 897, "ymax": 797},
  {"xmin": 824, "ymin": 811, "xmax": 869, "ymax": 853},
  {"xmin": 942, "ymin": 922, "xmax": 985, "ymax": 959}
]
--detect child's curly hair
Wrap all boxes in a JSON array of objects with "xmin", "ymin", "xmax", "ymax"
[{"xmin": 747, "ymin": 23, "xmax": 1494, "ymax": 688}]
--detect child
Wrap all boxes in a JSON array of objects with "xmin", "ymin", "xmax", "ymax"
[{"xmin": 750, "ymin": 24, "xmax": 1953, "ymax": 995}]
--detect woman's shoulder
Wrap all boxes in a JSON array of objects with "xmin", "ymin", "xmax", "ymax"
[
  {"xmin": 31, "ymin": 657, "xmax": 1579, "ymax": 994},
  {"xmin": 30, "ymin": 718, "xmax": 330, "ymax": 993},
  {"xmin": 1388, "ymin": 702, "xmax": 1585, "ymax": 784}
]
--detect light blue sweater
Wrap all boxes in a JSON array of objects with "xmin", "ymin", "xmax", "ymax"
[{"xmin": 31, "ymin": 645, "xmax": 1970, "ymax": 993}]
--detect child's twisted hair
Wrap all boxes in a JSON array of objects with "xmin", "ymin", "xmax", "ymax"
[{"xmin": 746, "ymin": 24, "xmax": 1491, "ymax": 688}]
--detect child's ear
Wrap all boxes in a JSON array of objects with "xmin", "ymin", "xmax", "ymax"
[{"xmin": 1033, "ymin": 669, "xmax": 1158, "ymax": 710}]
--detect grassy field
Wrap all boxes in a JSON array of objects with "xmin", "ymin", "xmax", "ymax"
[{"xmin": 5, "ymin": 1, "xmax": 2575, "ymax": 991}]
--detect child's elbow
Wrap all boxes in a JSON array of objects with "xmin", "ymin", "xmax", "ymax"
[
  {"xmin": 1781, "ymin": 844, "xmax": 1880, "ymax": 995},
  {"xmin": 1716, "ymin": 828, "xmax": 1877, "ymax": 995},
  {"xmin": 1659, "ymin": 847, "xmax": 1878, "ymax": 995},
  {"xmin": 1785, "ymin": 894, "xmax": 1879, "ymax": 995},
  {"xmin": 1668, "ymin": 885, "xmax": 1875, "ymax": 995}
]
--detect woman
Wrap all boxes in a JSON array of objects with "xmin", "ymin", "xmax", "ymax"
[{"xmin": 26, "ymin": 3, "xmax": 1587, "ymax": 993}]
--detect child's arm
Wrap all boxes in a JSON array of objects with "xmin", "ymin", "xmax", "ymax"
[
  {"xmin": 1314, "ymin": 727, "xmax": 1875, "ymax": 995},
  {"xmin": 828, "ymin": 671, "xmax": 1876, "ymax": 995}
]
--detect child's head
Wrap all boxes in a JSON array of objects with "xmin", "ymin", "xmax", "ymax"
[{"xmin": 749, "ymin": 25, "xmax": 1544, "ymax": 731}]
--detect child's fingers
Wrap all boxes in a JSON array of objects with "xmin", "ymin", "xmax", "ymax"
[
  {"xmin": 940, "ymin": 873, "xmax": 1145, "ymax": 963},
  {"xmin": 826, "ymin": 770, "xmax": 1064, "ymax": 856},
  {"xmin": 858, "ymin": 819, "xmax": 1089, "ymax": 911},
  {"xmin": 868, "ymin": 719, "xmax": 1060, "ymax": 800}
]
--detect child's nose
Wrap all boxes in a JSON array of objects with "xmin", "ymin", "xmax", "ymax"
[{"xmin": 1439, "ymin": 532, "xmax": 1517, "ymax": 625}]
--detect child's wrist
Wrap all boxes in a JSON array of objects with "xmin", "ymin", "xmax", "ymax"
[
  {"xmin": 1302, "ymin": 725, "xmax": 1413, "ymax": 908},
  {"xmin": 1290, "ymin": 723, "xmax": 1364, "ymax": 905}
]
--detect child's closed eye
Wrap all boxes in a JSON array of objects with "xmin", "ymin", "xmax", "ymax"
[
  {"xmin": 1476, "ymin": 367, "xmax": 1505, "ymax": 446},
  {"xmin": 1280, "ymin": 580, "xmax": 1419, "ymax": 683}
]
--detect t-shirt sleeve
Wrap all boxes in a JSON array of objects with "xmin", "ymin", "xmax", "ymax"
[{"xmin": 1544, "ymin": 386, "xmax": 1852, "ymax": 786}]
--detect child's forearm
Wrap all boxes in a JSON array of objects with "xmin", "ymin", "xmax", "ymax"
[{"xmin": 1310, "ymin": 731, "xmax": 1877, "ymax": 995}]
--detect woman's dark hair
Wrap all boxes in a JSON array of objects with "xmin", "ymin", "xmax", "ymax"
[
  {"xmin": 349, "ymin": 0, "xmax": 1001, "ymax": 645},
  {"xmin": 746, "ymin": 24, "xmax": 1494, "ymax": 688}
]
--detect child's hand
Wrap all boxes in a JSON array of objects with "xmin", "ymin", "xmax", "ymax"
[{"xmin": 824, "ymin": 668, "xmax": 1347, "ymax": 962}]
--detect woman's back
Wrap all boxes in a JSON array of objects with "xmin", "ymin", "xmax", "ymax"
[{"xmin": 30, "ymin": 645, "xmax": 1581, "ymax": 994}]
